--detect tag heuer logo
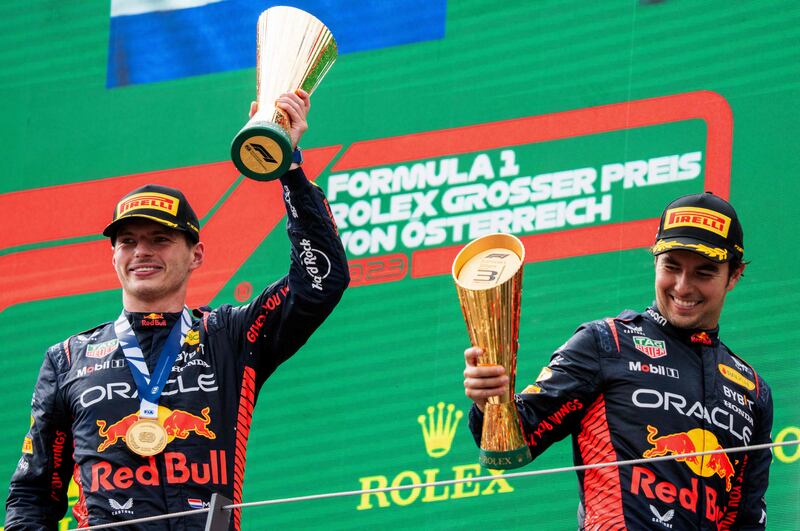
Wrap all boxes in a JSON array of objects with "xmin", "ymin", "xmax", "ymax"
[
  {"xmin": 86, "ymin": 339, "xmax": 119, "ymax": 359},
  {"xmin": 633, "ymin": 336, "xmax": 667, "ymax": 359}
]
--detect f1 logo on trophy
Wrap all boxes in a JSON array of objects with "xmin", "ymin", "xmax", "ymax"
[
  {"xmin": 453, "ymin": 233, "xmax": 532, "ymax": 469},
  {"xmin": 231, "ymin": 6, "xmax": 337, "ymax": 181}
]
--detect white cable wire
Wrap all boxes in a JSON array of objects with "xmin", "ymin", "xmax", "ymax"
[
  {"xmin": 80, "ymin": 438, "xmax": 798, "ymax": 530},
  {"xmin": 226, "ymin": 439, "xmax": 794, "ymax": 509}
]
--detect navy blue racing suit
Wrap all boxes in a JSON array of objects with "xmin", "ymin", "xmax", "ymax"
[
  {"xmin": 5, "ymin": 169, "xmax": 349, "ymax": 530},
  {"xmin": 469, "ymin": 306, "xmax": 772, "ymax": 530}
]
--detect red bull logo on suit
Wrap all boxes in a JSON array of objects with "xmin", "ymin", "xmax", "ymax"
[
  {"xmin": 91, "ymin": 406, "xmax": 223, "ymax": 492},
  {"xmin": 96, "ymin": 406, "xmax": 215, "ymax": 452},
  {"xmin": 633, "ymin": 424, "xmax": 746, "ymax": 526},
  {"xmin": 643, "ymin": 424, "xmax": 736, "ymax": 492}
]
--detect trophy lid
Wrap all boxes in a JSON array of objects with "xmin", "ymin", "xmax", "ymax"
[{"xmin": 452, "ymin": 233, "xmax": 525, "ymax": 290}]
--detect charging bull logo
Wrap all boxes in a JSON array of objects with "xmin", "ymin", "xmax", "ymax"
[
  {"xmin": 97, "ymin": 406, "xmax": 216, "ymax": 452},
  {"xmin": 97, "ymin": 413, "xmax": 140, "ymax": 452},
  {"xmin": 642, "ymin": 425, "xmax": 736, "ymax": 491}
]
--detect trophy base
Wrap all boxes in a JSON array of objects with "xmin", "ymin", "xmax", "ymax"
[
  {"xmin": 478, "ymin": 401, "xmax": 532, "ymax": 469},
  {"xmin": 479, "ymin": 446, "xmax": 532, "ymax": 470},
  {"xmin": 231, "ymin": 121, "xmax": 293, "ymax": 181}
]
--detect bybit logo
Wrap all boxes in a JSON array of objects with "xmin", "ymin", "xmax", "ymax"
[
  {"xmin": 356, "ymin": 402, "xmax": 513, "ymax": 510},
  {"xmin": 418, "ymin": 402, "xmax": 462, "ymax": 458}
]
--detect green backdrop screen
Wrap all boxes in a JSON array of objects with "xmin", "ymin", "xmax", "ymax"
[{"xmin": 1, "ymin": 1, "xmax": 798, "ymax": 528}]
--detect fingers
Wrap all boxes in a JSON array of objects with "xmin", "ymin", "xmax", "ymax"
[
  {"xmin": 276, "ymin": 89, "xmax": 310, "ymax": 122},
  {"xmin": 249, "ymin": 101, "xmax": 258, "ymax": 119},
  {"xmin": 464, "ymin": 347, "xmax": 482, "ymax": 367},
  {"xmin": 464, "ymin": 368, "xmax": 508, "ymax": 394},
  {"xmin": 276, "ymin": 89, "xmax": 310, "ymax": 149},
  {"xmin": 294, "ymin": 88, "xmax": 310, "ymax": 109},
  {"xmin": 463, "ymin": 347, "xmax": 508, "ymax": 411}
]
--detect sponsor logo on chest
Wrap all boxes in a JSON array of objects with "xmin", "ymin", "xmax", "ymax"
[
  {"xmin": 86, "ymin": 339, "xmax": 119, "ymax": 359},
  {"xmin": 628, "ymin": 361, "xmax": 679, "ymax": 379},
  {"xmin": 633, "ymin": 336, "xmax": 668, "ymax": 359},
  {"xmin": 76, "ymin": 357, "xmax": 126, "ymax": 378}
]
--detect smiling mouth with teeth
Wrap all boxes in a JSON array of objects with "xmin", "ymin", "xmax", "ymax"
[{"xmin": 672, "ymin": 297, "xmax": 699, "ymax": 309}]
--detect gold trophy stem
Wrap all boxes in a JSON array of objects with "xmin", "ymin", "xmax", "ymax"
[{"xmin": 453, "ymin": 233, "xmax": 532, "ymax": 470}]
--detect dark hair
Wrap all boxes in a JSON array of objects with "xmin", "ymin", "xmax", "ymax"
[
  {"xmin": 728, "ymin": 257, "xmax": 749, "ymax": 280},
  {"xmin": 650, "ymin": 249, "xmax": 748, "ymax": 281}
]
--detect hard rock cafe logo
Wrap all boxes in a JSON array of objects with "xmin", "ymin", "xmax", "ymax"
[{"xmin": 356, "ymin": 402, "xmax": 513, "ymax": 510}]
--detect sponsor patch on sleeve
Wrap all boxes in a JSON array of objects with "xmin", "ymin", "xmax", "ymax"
[
  {"xmin": 718, "ymin": 364, "xmax": 755, "ymax": 390},
  {"xmin": 535, "ymin": 367, "xmax": 553, "ymax": 383}
]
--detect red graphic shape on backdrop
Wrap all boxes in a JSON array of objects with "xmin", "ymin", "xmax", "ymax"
[
  {"xmin": 1, "ymin": 91, "xmax": 734, "ymax": 309},
  {"xmin": 331, "ymin": 91, "xmax": 732, "ymax": 279},
  {"xmin": 0, "ymin": 146, "xmax": 341, "ymax": 311}
]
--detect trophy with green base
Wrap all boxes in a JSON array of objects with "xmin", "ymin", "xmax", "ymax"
[
  {"xmin": 231, "ymin": 6, "xmax": 337, "ymax": 181},
  {"xmin": 453, "ymin": 233, "xmax": 532, "ymax": 469}
]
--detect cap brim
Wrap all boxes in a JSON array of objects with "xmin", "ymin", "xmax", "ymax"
[
  {"xmin": 103, "ymin": 214, "xmax": 196, "ymax": 241},
  {"xmin": 651, "ymin": 237, "xmax": 731, "ymax": 263}
]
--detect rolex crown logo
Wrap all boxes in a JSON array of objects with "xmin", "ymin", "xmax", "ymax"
[{"xmin": 417, "ymin": 402, "xmax": 463, "ymax": 458}]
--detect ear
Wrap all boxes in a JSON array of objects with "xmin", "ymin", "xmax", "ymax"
[
  {"xmin": 726, "ymin": 262, "xmax": 745, "ymax": 292},
  {"xmin": 189, "ymin": 242, "xmax": 205, "ymax": 271}
]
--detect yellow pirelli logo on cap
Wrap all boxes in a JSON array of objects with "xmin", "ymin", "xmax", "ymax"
[
  {"xmin": 117, "ymin": 192, "xmax": 179, "ymax": 217},
  {"xmin": 664, "ymin": 207, "xmax": 731, "ymax": 237}
]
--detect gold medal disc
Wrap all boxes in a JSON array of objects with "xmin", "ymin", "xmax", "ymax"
[{"xmin": 125, "ymin": 419, "xmax": 168, "ymax": 456}]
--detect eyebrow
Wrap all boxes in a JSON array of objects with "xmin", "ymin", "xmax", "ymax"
[
  {"xmin": 116, "ymin": 228, "xmax": 174, "ymax": 238},
  {"xmin": 662, "ymin": 255, "xmax": 721, "ymax": 272},
  {"xmin": 696, "ymin": 264, "xmax": 721, "ymax": 272}
]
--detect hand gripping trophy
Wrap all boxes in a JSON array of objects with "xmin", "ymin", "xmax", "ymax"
[
  {"xmin": 453, "ymin": 233, "xmax": 532, "ymax": 469},
  {"xmin": 231, "ymin": 6, "xmax": 337, "ymax": 180}
]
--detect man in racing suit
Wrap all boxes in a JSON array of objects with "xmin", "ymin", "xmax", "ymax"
[
  {"xmin": 463, "ymin": 192, "xmax": 772, "ymax": 529},
  {"xmin": 6, "ymin": 90, "xmax": 349, "ymax": 529}
]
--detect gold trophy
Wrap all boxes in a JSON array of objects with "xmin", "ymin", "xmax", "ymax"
[
  {"xmin": 453, "ymin": 233, "xmax": 532, "ymax": 469},
  {"xmin": 231, "ymin": 6, "xmax": 337, "ymax": 181}
]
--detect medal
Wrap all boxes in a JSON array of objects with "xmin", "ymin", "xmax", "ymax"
[
  {"xmin": 115, "ymin": 308, "xmax": 192, "ymax": 456},
  {"xmin": 125, "ymin": 418, "xmax": 168, "ymax": 456}
]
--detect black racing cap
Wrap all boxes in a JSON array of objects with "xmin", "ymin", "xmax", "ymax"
[
  {"xmin": 103, "ymin": 184, "xmax": 200, "ymax": 243},
  {"xmin": 652, "ymin": 192, "xmax": 744, "ymax": 263}
]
